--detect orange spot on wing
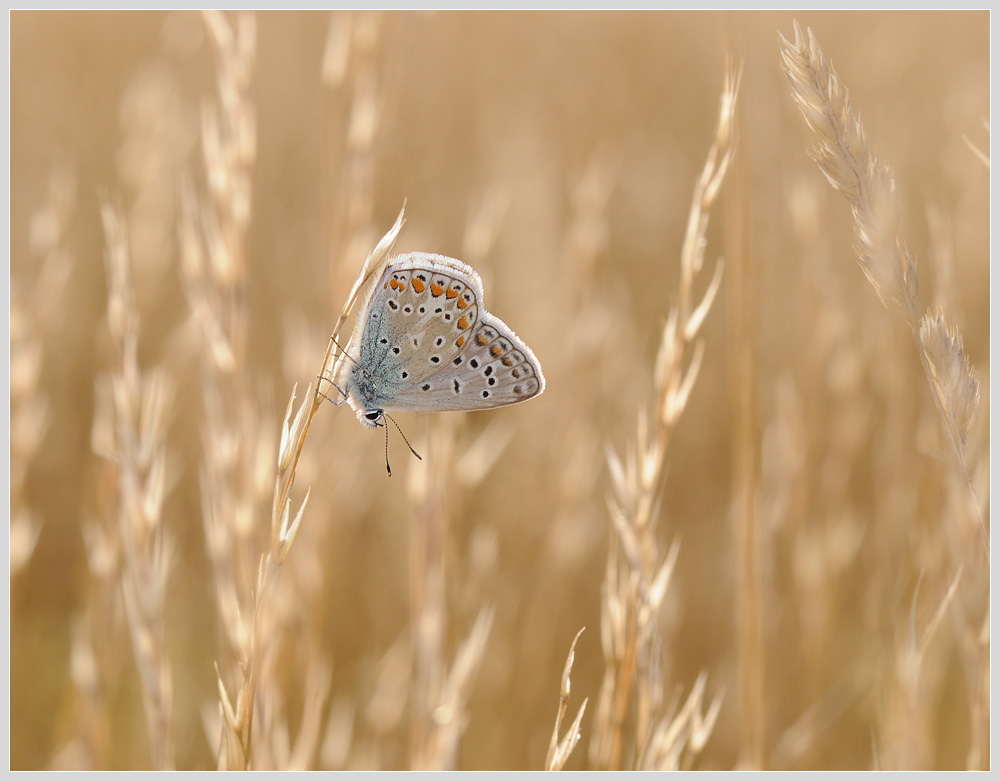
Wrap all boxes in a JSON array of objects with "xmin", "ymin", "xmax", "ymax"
[
  {"xmin": 390, "ymin": 278, "xmax": 399, "ymax": 290},
  {"xmin": 476, "ymin": 333, "xmax": 489, "ymax": 346},
  {"xmin": 490, "ymin": 345, "xmax": 502, "ymax": 357},
  {"xmin": 412, "ymin": 277, "xmax": 425, "ymax": 293},
  {"xmin": 457, "ymin": 296, "xmax": 468, "ymax": 309},
  {"xmin": 446, "ymin": 287, "xmax": 458, "ymax": 299},
  {"xmin": 457, "ymin": 315, "xmax": 469, "ymax": 329},
  {"xmin": 430, "ymin": 282, "xmax": 445, "ymax": 296},
  {"xmin": 502, "ymin": 356, "xmax": 513, "ymax": 366},
  {"xmin": 456, "ymin": 335, "xmax": 465, "ymax": 347}
]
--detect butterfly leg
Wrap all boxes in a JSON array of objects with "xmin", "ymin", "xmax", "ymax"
[
  {"xmin": 316, "ymin": 334, "xmax": 362, "ymax": 407},
  {"xmin": 316, "ymin": 374, "xmax": 349, "ymax": 407}
]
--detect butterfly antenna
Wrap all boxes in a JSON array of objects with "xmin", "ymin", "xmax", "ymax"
[
  {"xmin": 382, "ymin": 414, "xmax": 392, "ymax": 477},
  {"xmin": 384, "ymin": 413, "xmax": 423, "ymax": 462}
]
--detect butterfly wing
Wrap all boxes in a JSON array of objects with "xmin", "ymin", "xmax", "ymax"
[{"xmin": 355, "ymin": 253, "xmax": 544, "ymax": 413}]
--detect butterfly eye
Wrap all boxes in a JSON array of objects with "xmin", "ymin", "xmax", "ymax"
[{"xmin": 365, "ymin": 410, "xmax": 381, "ymax": 422}]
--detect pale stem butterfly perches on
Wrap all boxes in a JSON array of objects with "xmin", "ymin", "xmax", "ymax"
[{"xmin": 321, "ymin": 228, "xmax": 545, "ymax": 476}]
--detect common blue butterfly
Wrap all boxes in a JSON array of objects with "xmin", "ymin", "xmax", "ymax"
[{"xmin": 337, "ymin": 253, "xmax": 545, "ymax": 435}]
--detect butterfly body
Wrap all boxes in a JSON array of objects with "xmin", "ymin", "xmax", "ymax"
[{"xmin": 341, "ymin": 253, "xmax": 545, "ymax": 427}]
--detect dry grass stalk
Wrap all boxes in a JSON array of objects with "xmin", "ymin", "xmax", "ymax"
[
  {"xmin": 778, "ymin": 20, "xmax": 986, "ymax": 559},
  {"xmin": 11, "ymin": 163, "xmax": 75, "ymax": 576},
  {"xmin": 192, "ymin": 10, "xmax": 342, "ymax": 769},
  {"xmin": 323, "ymin": 207, "xmax": 406, "ymax": 394},
  {"xmin": 918, "ymin": 312, "xmax": 980, "ymax": 460},
  {"xmin": 873, "ymin": 567, "xmax": 966, "ymax": 769},
  {"xmin": 771, "ymin": 668, "xmax": 865, "ymax": 769},
  {"xmin": 967, "ymin": 613, "xmax": 990, "ymax": 768},
  {"xmin": 214, "ymin": 207, "xmax": 405, "ymax": 768},
  {"xmin": 14, "ymin": 165, "xmax": 113, "ymax": 770},
  {"xmin": 590, "ymin": 64, "xmax": 737, "ymax": 771},
  {"xmin": 79, "ymin": 329, "xmax": 131, "ymax": 772},
  {"xmin": 264, "ymin": 214, "xmax": 412, "ymax": 777},
  {"xmin": 95, "ymin": 201, "xmax": 175, "ymax": 769},
  {"xmin": 411, "ymin": 604, "xmax": 495, "ymax": 770},
  {"xmin": 925, "ymin": 203, "xmax": 958, "ymax": 319},
  {"xmin": 180, "ymin": 10, "xmax": 262, "ymax": 769},
  {"xmin": 322, "ymin": 10, "xmax": 384, "ymax": 306},
  {"xmin": 545, "ymin": 628, "xmax": 588, "ymax": 770},
  {"xmin": 781, "ymin": 22, "xmax": 988, "ymax": 769},
  {"xmin": 760, "ymin": 292, "xmax": 870, "ymax": 766},
  {"xmin": 644, "ymin": 672, "xmax": 723, "ymax": 770}
]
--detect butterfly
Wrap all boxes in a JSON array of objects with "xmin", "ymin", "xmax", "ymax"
[{"xmin": 330, "ymin": 252, "xmax": 545, "ymax": 469}]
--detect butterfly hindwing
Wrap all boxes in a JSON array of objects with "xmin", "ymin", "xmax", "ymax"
[{"xmin": 403, "ymin": 314, "xmax": 543, "ymax": 410}]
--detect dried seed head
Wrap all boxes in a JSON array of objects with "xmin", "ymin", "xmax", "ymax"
[{"xmin": 920, "ymin": 310, "xmax": 980, "ymax": 454}]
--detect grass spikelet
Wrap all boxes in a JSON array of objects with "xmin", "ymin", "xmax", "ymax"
[
  {"xmin": 591, "ymin": 62, "xmax": 738, "ymax": 771},
  {"xmin": 779, "ymin": 19, "xmax": 987, "ymax": 559},
  {"xmin": 96, "ymin": 201, "xmax": 175, "ymax": 769},
  {"xmin": 778, "ymin": 21, "xmax": 917, "ymax": 319},
  {"xmin": 182, "ymin": 10, "xmax": 263, "ymax": 769},
  {"xmin": 546, "ymin": 628, "xmax": 588, "ymax": 770},
  {"xmin": 919, "ymin": 311, "xmax": 980, "ymax": 458}
]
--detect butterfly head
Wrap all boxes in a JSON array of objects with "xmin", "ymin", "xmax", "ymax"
[{"xmin": 358, "ymin": 407, "xmax": 384, "ymax": 428}]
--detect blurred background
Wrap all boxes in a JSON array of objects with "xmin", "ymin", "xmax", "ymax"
[{"xmin": 10, "ymin": 10, "xmax": 989, "ymax": 771}]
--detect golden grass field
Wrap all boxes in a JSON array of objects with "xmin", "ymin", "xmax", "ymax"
[{"xmin": 10, "ymin": 10, "xmax": 990, "ymax": 771}]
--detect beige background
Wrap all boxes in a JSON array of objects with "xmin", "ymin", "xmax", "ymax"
[{"xmin": 10, "ymin": 10, "xmax": 989, "ymax": 770}]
